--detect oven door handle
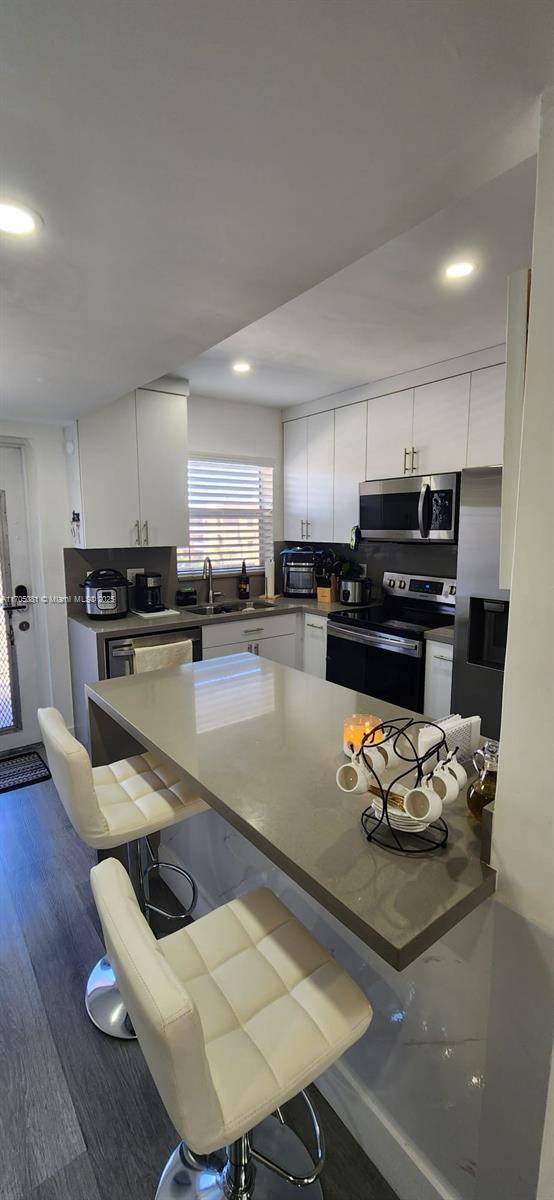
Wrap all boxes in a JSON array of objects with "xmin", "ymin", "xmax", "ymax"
[
  {"xmin": 418, "ymin": 482, "xmax": 431, "ymax": 538},
  {"xmin": 328, "ymin": 624, "xmax": 422, "ymax": 658}
]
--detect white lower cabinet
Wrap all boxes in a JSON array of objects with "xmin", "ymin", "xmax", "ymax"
[
  {"xmin": 203, "ymin": 635, "xmax": 296, "ymax": 667},
  {"xmin": 302, "ymin": 613, "xmax": 327, "ymax": 678},
  {"xmin": 202, "ymin": 613, "xmax": 298, "ymax": 669},
  {"xmin": 254, "ymin": 634, "xmax": 297, "ymax": 666},
  {"xmin": 424, "ymin": 639, "xmax": 453, "ymax": 719}
]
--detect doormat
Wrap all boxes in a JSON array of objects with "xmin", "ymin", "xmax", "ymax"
[{"xmin": 0, "ymin": 751, "xmax": 51, "ymax": 794}]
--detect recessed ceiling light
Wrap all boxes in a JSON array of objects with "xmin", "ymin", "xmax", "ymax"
[
  {"xmin": 445, "ymin": 261, "xmax": 476, "ymax": 280},
  {"xmin": 0, "ymin": 200, "xmax": 41, "ymax": 236},
  {"xmin": 232, "ymin": 360, "xmax": 252, "ymax": 374}
]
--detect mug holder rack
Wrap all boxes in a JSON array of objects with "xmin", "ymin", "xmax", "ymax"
[{"xmin": 356, "ymin": 718, "xmax": 450, "ymax": 855}]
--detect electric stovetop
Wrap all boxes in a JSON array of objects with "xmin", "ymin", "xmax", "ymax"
[{"xmin": 328, "ymin": 604, "xmax": 454, "ymax": 640}]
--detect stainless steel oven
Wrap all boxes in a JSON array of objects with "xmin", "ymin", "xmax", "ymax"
[
  {"xmin": 359, "ymin": 473, "xmax": 460, "ymax": 542},
  {"xmin": 326, "ymin": 623, "xmax": 425, "ymax": 710},
  {"xmin": 326, "ymin": 572, "xmax": 455, "ymax": 710}
]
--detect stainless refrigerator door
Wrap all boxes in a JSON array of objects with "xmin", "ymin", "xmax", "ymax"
[{"xmin": 451, "ymin": 468, "xmax": 509, "ymax": 739}]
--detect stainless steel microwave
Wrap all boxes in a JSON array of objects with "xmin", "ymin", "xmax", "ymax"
[{"xmin": 359, "ymin": 473, "xmax": 460, "ymax": 542}]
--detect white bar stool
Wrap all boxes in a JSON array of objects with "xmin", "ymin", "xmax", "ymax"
[
  {"xmin": 91, "ymin": 857, "xmax": 373, "ymax": 1199},
  {"xmin": 38, "ymin": 707, "xmax": 208, "ymax": 1040}
]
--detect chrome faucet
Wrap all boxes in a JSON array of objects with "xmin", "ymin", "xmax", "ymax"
[{"xmin": 202, "ymin": 556, "xmax": 214, "ymax": 606}]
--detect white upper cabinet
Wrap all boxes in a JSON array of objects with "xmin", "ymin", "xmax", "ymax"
[
  {"xmin": 283, "ymin": 358, "xmax": 506, "ymax": 544},
  {"xmin": 283, "ymin": 418, "xmax": 308, "ymax": 540},
  {"xmin": 366, "ymin": 389, "xmax": 414, "ymax": 479},
  {"xmin": 77, "ymin": 388, "xmax": 188, "ymax": 548},
  {"xmin": 78, "ymin": 392, "xmax": 141, "ymax": 548},
  {"xmin": 466, "ymin": 364, "xmax": 506, "ymax": 468},
  {"xmin": 306, "ymin": 410, "xmax": 334, "ymax": 542},
  {"xmin": 284, "ymin": 412, "xmax": 334, "ymax": 542},
  {"xmin": 412, "ymin": 374, "xmax": 471, "ymax": 475},
  {"xmin": 333, "ymin": 402, "xmax": 367, "ymax": 540},
  {"xmin": 135, "ymin": 389, "xmax": 188, "ymax": 546}
]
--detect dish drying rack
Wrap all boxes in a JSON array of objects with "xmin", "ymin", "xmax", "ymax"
[{"xmin": 358, "ymin": 717, "xmax": 451, "ymax": 855}]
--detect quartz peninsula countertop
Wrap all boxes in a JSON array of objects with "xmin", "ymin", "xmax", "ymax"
[{"xmin": 86, "ymin": 656, "xmax": 495, "ymax": 970}]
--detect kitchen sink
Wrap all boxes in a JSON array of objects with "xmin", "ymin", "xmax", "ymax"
[{"xmin": 185, "ymin": 600, "xmax": 278, "ymax": 616}]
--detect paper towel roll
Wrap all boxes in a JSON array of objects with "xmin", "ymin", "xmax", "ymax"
[{"xmin": 264, "ymin": 557, "xmax": 275, "ymax": 598}]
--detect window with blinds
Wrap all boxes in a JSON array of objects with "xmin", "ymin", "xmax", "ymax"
[{"xmin": 177, "ymin": 458, "xmax": 274, "ymax": 576}]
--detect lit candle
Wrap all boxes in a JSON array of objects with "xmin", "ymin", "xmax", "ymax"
[{"xmin": 343, "ymin": 714, "xmax": 383, "ymax": 756}]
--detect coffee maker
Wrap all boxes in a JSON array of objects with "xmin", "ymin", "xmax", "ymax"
[{"xmin": 134, "ymin": 572, "xmax": 165, "ymax": 613}]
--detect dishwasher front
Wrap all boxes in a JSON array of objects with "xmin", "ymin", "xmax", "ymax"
[{"xmin": 105, "ymin": 627, "xmax": 202, "ymax": 677}]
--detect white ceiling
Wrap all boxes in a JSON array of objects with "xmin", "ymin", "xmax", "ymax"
[
  {"xmin": 0, "ymin": 0, "xmax": 551, "ymax": 421},
  {"xmin": 180, "ymin": 157, "xmax": 537, "ymax": 406}
]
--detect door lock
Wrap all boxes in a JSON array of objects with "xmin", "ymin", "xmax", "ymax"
[{"xmin": 18, "ymin": 621, "xmax": 30, "ymax": 632}]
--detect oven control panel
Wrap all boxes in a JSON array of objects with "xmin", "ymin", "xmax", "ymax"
[{"xmin": 383, "ymin": 572, "xmax": 457, "ymax": 604}]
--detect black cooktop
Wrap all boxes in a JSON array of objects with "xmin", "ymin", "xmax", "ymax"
[{"xmin": 328, "ymin": 604, "xmax": 454, "ymax": 640}]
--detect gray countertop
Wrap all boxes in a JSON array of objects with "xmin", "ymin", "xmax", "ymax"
[
  {"xmin": 424, "ymin": 625, "xmax": 455, "ymax": 646},
  {"xmin": 86, "ymin": 657, "xmax": 495, "ymax": 970},
  {"xmin": 68, "ymin": 596, "xmax": 349, "ymax": 639}
]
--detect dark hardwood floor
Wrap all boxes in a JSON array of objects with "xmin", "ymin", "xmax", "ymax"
[{"xmin": 0, "ymin": 779, "xmax": 398, "ymax": 1200}]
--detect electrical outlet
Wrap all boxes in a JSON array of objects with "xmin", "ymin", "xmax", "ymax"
[{"xmin": 126, "ymin": 569, "xmax": 138, "ymax": 584}]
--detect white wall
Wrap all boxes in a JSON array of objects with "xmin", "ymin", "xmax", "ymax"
[
  {"xmin": 188, "ymin": 394, "xmax": 283, "ymax": 540},
  {"xmin": 0, "ymin": 421, "xmax": 73, "ymax": 727},
  {"xmin": 492, "ymin": 87, "xmax": 554, "ymax": 933}
]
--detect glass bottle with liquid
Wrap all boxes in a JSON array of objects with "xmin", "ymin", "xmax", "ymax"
[
  {"xmin": 467, "ymin": 740, "xmax": 499, "ymax": 820},
  {"xmin": 238, "ymin": 561, "xmax": 250, "ymax": 600}
]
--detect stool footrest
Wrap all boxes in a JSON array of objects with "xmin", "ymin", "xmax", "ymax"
[
  {"xmin": 143, "ymin": 859, "xmax": 198, "ymax": 920},
  {"xmin": 251, "ymin": 1091, "xmax": 325, "ymax": 1187}
]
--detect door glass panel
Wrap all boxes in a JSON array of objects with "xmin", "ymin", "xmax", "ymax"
[
  {"xmin": 429, "ymin": 489, "xmax": 454, "ymax": 531},
  {"xmin": 0, "ymin": 492, "xmax": 19, "ymax": 733}
]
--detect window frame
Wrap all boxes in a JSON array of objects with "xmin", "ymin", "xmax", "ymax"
[{"xmin": 177, "ymin": 452, "xmax": 275, "ymax": 579}]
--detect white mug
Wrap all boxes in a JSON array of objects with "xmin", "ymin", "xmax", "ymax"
[
  {"xmin": 360, "ymin": 745, "xmax": 388, "ymax": 779},
  {"xmin": 428, "ymin": 763, "xmax": 459, "ymax": 806},
  {"xmin": 404, "ymin": 781, "xmax": 443, "ymax": 823},
  {"xmin": 336, "ymin": 756, "xmax": 372, "ymax": 794},
  {"xmin": 444, "ymin": 752, "xmax": 468, "ymax": 790},
  {"xmin": 377, "ymin": 740, "xmax": 406, "ymax": 773}
]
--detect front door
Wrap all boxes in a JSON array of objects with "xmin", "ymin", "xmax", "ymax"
[{"xmin": 0, "ymin": 445, "xmax": 41, "ymax": 750}]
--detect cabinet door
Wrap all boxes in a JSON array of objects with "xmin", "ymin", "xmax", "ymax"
[
  {"xmin": 333, "ymin": 403, "xmax": 366, "ymax": 541},
  {"xmin": 283, "ymin": 419, "xmax": 308, "ymax": 540},
  {"xmin": 366, "ymin": 390, "xmax": 413, "ymax": 480},
  {"xmin": 424, "ymin": 641, "xmax": 453, "ymax": 719},
  {"xmin": 202, "ymin": 644, "xmax": 251, "ymax": 660},
  {"xmin": 306, "ymin": 410, "xmax": 334, "ymax": 541},
  {"xmin": 78, "ymin": 392, "xmax": 140, "ymax": 547},
  {"xmin": 302, "ymin": 615, "xmax": 327, "ymax": 678},
  {"xmin": 255, "ymin": 633, "xmax": 297, "ymax": 668},
  {"xmin": 136, "ymin": 389, "xmax": 188, "ymax": 547},
  {"xmin": 413, "ymin": 375, "xmax": 470, "ymax": 475},
  {"xmin": 466, "ymin": 364, "xmax": 506, "ymax": 468}
]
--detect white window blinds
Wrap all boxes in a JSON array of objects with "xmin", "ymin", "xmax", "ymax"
[{"xmin": 177, "ymin": 458, "xmax": 274, "ymax": 575}]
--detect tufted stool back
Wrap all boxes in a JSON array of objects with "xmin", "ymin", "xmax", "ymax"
[
  {"xmin": 38, "ymin": 707, "xmax": 109, "ymax": 846},
  {"xmin": 91, "ymin": 856, "xmax": 223, "ymax": 1151}
]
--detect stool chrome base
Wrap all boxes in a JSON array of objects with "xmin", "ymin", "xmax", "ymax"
[
  {"xmin": 85, "ymin": 956, "xmax": 136, "ymax": 1040},
  {"xmin": 155, "ymin": 1118, "xmax": 323, "ymax": 1200}
]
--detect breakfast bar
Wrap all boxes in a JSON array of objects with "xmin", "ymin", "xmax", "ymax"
[{"xmin": 86, "ymin": 654, "xmax": 495, "ymax": 970}]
